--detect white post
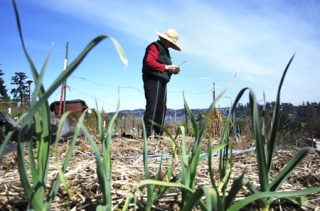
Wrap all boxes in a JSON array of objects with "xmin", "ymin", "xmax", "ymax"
[{"xmin": 26, "ymin": 78, "xmax": 34, "ymax": 109}]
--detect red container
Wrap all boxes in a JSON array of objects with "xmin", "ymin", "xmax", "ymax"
[{"xmin": 50, "ymin": 99, "xmax": 88, "ymax": 117}]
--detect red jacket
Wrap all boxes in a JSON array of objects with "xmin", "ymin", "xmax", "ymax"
[{"xmin": 145, "ymin": 43, "xmax": 166, "ymax": 72}]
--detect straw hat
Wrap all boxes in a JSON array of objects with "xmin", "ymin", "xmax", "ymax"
[{"xmin": 155, "ymin": 28, "xmax": 181, "ymax": 51}]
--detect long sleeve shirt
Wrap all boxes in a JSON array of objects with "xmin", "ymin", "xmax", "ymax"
[
  {"xmin": 145, "ymin": 43, "xmax": 166, "ymax": 72},
  {"xmin": 142, "ymin": 40, "xmax": 172, "ymax": 82}
]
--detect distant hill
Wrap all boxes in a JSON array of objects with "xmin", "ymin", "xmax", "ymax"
[{"xmin": 108, "ymin": 108, "xmax": 210, "ymax": 123}]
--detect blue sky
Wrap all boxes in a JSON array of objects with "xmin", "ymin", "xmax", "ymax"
[{"xmin": 1, "ymin": 0, "xmax": 319, "ymax": 112}]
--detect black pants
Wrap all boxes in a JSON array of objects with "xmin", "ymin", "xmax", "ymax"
[{"xmin": 143, "ymin": 74, "xmax": 167, "ymax": 137}]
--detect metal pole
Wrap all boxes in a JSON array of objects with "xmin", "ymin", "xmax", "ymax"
[
  {"xmin": 26, "ymin": 79, "xmax": 34, "ymax": 110},
  {"xmin": 28, "ymin": 83, "xmax": 31, "ymax": 107},
  {"xmin": 58, "ymin": 42, "xmax": 69, "ymax": 115},
  {"xmin": 63, "ymin": 42, "xmax": 69, "ymax": 114},
  {"xmin": 58, "ymin": 84, "xmax": 64, "ymax": 115},
  {"xmin": 212, "ymin": 82, "xmax": 215, "ymax": 101},
  {"xmin": 29, "ymin": 83, "xmax": 31, "ymax": 108},
  {"xmin": 212, "ymin": 82, "xmax": 216, "ymax": 136}
]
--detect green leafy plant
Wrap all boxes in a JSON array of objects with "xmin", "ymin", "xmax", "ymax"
[
  {"xmin": 129, "ymin": 55, "xmax": 320, "ymax": 210},
  {"xmin": 131, "ymin": 85, "xmax": 246, "ymax": 210},
  {"xmin": 0, "ymin": 1, "xmax": 127, "ymax": 210},
  {"xmin": 53, "ymin": 111, "xmax": 86, "ymax": 201},
  {"xmin": 122, "ymin": 120, "xmax": 178, "ymax": 210},
  {"xmin": 78, "ymin": 102, "xmax": 119, "ymax": 210},
  {"xmin": 142, "ymin": 121, "xmax": 173, "ymax": 210},
  {"xmin": 174, "ymin": 93, "xmax": 245, "ymax": 210},
  {"xmin": 228, "ymin": 54, "xmax": 320, "ymax": 211}
]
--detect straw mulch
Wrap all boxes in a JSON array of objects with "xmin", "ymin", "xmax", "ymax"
[{"xmin": 0, "ymin": 135, "xmax": 319, "ymax": 210}]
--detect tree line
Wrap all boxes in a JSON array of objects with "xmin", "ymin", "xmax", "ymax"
[{"xmin": 0, "ymin": 68, "xmax": 30, "ymax": 111}]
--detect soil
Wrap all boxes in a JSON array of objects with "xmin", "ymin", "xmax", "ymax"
[{"xmin": 0, "ymin": 135, "xmax": 320, "ymax": 210}]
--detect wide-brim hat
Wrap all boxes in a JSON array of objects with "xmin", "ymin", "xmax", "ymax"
[{"xmin": 155, "ymin": 28, "xmax": 181, "ymax": 51}]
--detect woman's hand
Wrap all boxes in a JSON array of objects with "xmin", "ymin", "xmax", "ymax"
[{"xmin": 165, "ymin": 65, "xmax": 180, "ymax": 74}]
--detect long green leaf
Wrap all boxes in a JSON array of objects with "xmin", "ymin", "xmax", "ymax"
[
  {"xmin": 121, "ymin": 194, "xmax": 136, "ymax": 211},
  {"xmin": 270, "ymin": 147, "xmax": 315, "ymax": 191},
  {"xmin": 179, "ymin": 126, "xmax": 190, "ymax": 206},
  {"xmin": 54, "ymin": 112, "xmax": 74, "ymax": 199},
  {"xmin": 134, "ymin": 180, "xmax": 193, "ymax": 193},
  {"xmin": 249, "ymin": 89, "xmax": 269, "ymax": 192},
  {"xmin": 11, "ymin": 0, "xmax": 128, "ymax": 209},
  {"xmin": 141, "ymin": 119, "xmax": 154, "ymax": 211},
  {"xmin": 17, "ymin": 128, "xmax": 42, "ymax": 211},
  {"xmin": 181, "ymin": 187, "xmax": 221, "ymax": 211},
  {"xmin": 225, "ymin": 170, "xmax": 246, "ymax": 209},
  {"xmin": 199, "ymin": 142, "xmax": 227, "ymax": 162},
  {"xmin": 229, "ymin": 187, "xmax": 320, "ymax": 211},
  {"xmin": 103, "ymin": 98, "xmax": 120, "ymax": 209},
  {"xmin": 267, "ymin": 54, "xmax": 295, "ymax": 174},
  {"xmin": 183, "ymin": 101, "xmax": 201, "ymax": 189},
  {"xmin": 12, "ymin": 2, "xmax": 47, "ymax": 208}
]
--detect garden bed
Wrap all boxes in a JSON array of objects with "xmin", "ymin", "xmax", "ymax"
[{"xmin": 1, "ymin": 136, "xmax": 319, "ymax": 210}]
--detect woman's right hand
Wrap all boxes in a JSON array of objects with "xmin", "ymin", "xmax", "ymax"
[{"xmin": 165, "ymin": 65, "xmax": 180, "ymax": 74}]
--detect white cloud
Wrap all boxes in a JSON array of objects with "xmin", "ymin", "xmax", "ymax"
[{"xmin": 12, "ymin": 0, "xmax": 320, "ymax": 109}]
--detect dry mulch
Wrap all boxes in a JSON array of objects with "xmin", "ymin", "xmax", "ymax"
[{"xmin": 0, "ymin": 135, "xmax": 320, "ymax": 210}]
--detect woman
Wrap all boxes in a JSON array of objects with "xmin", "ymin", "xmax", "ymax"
[{"xmin": 142, "ymin": 28, "xmax": 181, "ymax": 138}]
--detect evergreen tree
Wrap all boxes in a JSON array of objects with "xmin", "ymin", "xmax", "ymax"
[
  {"xmin": 0, "ymin": 68, "xmax": 10, "ymax": 101},
  {"xmin": 304, "ymin": 102, "xmax": 320, "ymax": 138},
  {"xmin": 10, "ymin": 72, "xmax": 29, "ymax": 106}
]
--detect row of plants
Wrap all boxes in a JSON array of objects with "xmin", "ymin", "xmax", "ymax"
[
  {"xmin": 1, "ymin": 1, "xmax": 320, "ymax": 210},
  {"xmin": 122, "ymin": 54, "xmax": 319, "ymax": 211}
]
